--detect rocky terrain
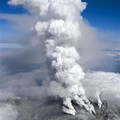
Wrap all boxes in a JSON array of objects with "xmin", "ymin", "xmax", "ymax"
[{"xmin": 5, "ymin": 97, "xmax": 120, "ymax": 120}]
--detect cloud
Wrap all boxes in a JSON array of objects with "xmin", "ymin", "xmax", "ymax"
[
  {"xmin": 0, "ymin": 43, "xmax": 25, "ymax": 49},
  {"xmin": 83, "ymin": 71, "xmax": 120, "ymax": 104},
  {"xmin": 0, "ymin": 0, "xmax": 119, "ymax": 116},
  {"xmin": 0, "ymin": 13, "xmax": 36, "ymax": 33},
  {"xmin": 100, "ymin": 30, "xmax": 119, "ymax": 43},
  {"xmin": 0, "ymin": 103, "xmax": 18, "ymax": 120},
  {"xmin": 0, "ymin": 14, "xmax": 118, "ymax": 74},
  {"xmin": 0, "ymin": 0, "xmax": 119, "ymax": 119},
  {"xmin": 0, "ymin": 69, "xmax": 48, "ymax": 100},
  {"xmin": 0, "ymin": 69, "xmax": 120, "ymax": 103}
]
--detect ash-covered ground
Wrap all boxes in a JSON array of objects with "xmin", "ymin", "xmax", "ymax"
[{"xmin": 4, "ymin": 97, "xmax": 120, "ymax": 120}]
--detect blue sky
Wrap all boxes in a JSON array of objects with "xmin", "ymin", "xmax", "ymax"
[
  {"xmin": 83, "ymin": 0, "xmax": 120, "ymax": 31},
  {"xmin": 0, "ymin": 0, "xmax": 120, "ymax": 42}
]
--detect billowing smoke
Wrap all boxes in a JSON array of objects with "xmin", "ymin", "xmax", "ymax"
[{"xmin": 8, "ymin": 0, "xmax": 96, "ymax": 115}]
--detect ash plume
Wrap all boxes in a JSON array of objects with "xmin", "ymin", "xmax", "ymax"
[{"xmin": 9, "ymin": 0, "xmax": 95, "ymax": 115}]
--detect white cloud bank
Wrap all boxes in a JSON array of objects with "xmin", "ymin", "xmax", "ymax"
[
  {"xmin": 83, "ymin": 71, "xmax": 120, "ymax": 104},
  {"xmin": 0, "ymin": 103, "xmax": 18, "ymax": 120}
]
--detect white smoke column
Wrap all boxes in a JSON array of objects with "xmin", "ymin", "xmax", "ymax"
[
  {"xmin": 9, "ymin": 0, "xmax": 95, "ymax": 115},
  {"xmin": 95, "ymin": 91, "xmax": 102, "ymax": 109}
]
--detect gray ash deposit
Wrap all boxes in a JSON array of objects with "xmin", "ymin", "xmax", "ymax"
[{"xmin": 6, "ymin": 97, "xmax": 120, "ymax": 120}]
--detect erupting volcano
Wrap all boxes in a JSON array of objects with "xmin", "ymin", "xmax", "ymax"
[{"xmin": 8, "ymin": 0, "xmax": 97, "ymax": 115}]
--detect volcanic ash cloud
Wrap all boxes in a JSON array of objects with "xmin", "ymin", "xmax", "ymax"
[{"xmin": 9, "ymin": 0, "xmax": 95, "ymax": 115}]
